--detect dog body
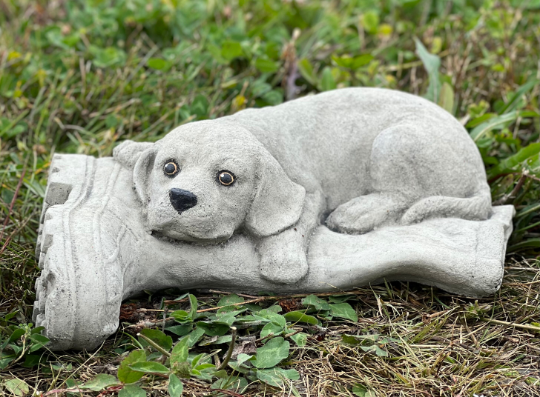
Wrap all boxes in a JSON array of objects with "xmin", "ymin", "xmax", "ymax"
[{"xmin": 115, "ymin": 88, "xmax": 491, "ymax": 284}]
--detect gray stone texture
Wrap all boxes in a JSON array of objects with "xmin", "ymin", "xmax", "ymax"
[{"xmin": 34, "ymin": 88, "xmax": 514, "ymax": 350}]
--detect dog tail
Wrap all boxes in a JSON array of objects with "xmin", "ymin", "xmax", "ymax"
[{"xmin": 401, "ymin": 185, "xmax": 492, "ymax": 225}]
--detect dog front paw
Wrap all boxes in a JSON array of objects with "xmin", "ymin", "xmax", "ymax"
[{"xmin": 258, "ymin": 238, "xmax": 309, "ymax": 284}]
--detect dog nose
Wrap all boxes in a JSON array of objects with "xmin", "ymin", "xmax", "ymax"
[{"xmin": 169, "ymin": 188, "xmax": 198, "ymax": 213}]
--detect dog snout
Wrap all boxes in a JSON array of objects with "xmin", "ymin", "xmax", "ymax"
[{"xmin": 169, "ymin": 188, "xmax": 198, "ymax": 213}]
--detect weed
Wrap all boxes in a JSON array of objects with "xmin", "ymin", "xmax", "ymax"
[{"xmin": 1, "ymin": 0, "xmax": 540, "ymax": 396}]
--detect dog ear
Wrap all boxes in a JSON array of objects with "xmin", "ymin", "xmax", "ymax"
[
  {"xmin": 245, "ymin": 152, "xmax": 306, "ymax": 237},
  {"xmin": 114, "ymin": 140, "xmax": 154, "ymax": 169},
  {"xmin": 132, "ymin": 146, "xmax": 156, "ymax": 205}
]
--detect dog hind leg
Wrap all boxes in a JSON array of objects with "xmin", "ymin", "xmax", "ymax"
[
  {"xmin": 327, "ymin": 124, "xmax": 430, "ymax": 234},
  {"xmin": 326, "ymin": 192, "xmax": 409, "ymax": 234},
  {"xmin": 327, "ymin": 122, "xmax": 470, "ymax": 234},
  {"xmin": 327, "ymin": 121, "xmax": 492, "ymax": 234},
  {"xmin": 370, "ymin": 122, "xmax": 492, "ymax": 225}
]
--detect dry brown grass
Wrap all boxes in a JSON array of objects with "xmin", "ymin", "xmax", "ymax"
[
  {"xmin": 2, "ymin": 257, "xmax": 538, "ymax": 397},
  {"xmin": 285, "ymin": 261, "xmax": 540, "ymax": 396},
  {"xmin": 1, "ymin": 1, "xmax": 540, "ymax": 395}
]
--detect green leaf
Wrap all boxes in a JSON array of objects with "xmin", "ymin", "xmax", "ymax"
[
  {"xmin": 197, "ymin": 321, "xmax": 230, "ymax": 336},
  {"xmin": 352, "ymin": 54, "xmax": 373, "ymax": 69},
  {"xmin": 8, "ymin": 328, "xmax": 25, "ymax": 343},
  {"xmin": 194, "ymin": 363, "xmax": 215, "ymax": 371},
  {"xmin": 147, "ymin": 58, "xmax": 172, "ymax": 71},
  {"xmin": 221, "ymin": 41, "xmax": 243, "ymax": 61},
  {"xmin": 168, "ymin": 374, "xmax": 183, "ymax": 397},
  {"xmin": 261, "ymin": 90, "xmax": 283, "ymax": 106},
  {"xmin": 119, "ymin": 384, "xmax": 146, "ymax": 397},
  {"xmin": 188, "ymin": 294, "xmax": 198, "ymax": 319},
  {"xmin": 332, "ymin": 54, "xmax": 373, "ymax": 70},
  {"xmin": 199, "ymin": 335, "xmax": 232, "ymax": 346},
  {"xmin": 22, "ymin": 354, "xmax": 42, "ymax": 368},
  {"xmin": 171, "ymin": 310, "xmax": 191, "ymax": 323},
  {"xmin": 4, "ymin": 311, "xmax": 18, "ymax": 322},
  {"xmin": 0, "ymin": 119, "xmax": 26, "ymax": 139},
  {"xmin": 80, "ymin": 374, "xmax": 120, "ymax": 391},
  {"xmin": 284, "ymin": 311, "xmax": 319, "ymax": 325},
  {"xmin": 214, "ymin": 312, "xmax": 237, "ymax": 326},
  {"xmin": 118, "ymin": 350, "xmax": 147, "ymax": 384},
  {"xmin": 190, "ymin": 353, "xmax": 206, "ymax": 368},
  {"xmin": 29, "ymin": 333, "xmax": 49, "ymax": 343},
  {"xmin": 360, "ymin": 345, "xmax": 389, "ymax": 356},
  {"xmin": 211, "ymin": 376, "xmax": 248, "ymax": 392},
  {"xmin": 359, "ymin": 345, "xmax": 375, "ymax": 353},
  {"xmin": 341, "ymin": 334, "xmax": 361, "ymax": 345},
  {"xmin": 258, "ymin": 310, "xmax": 287, "ymax": 327},
  {"xmin": 140, "ymin": 329, "xmax": 173, "ymax": 352},
  {"xmin": 217, "ymin": 309, "xmax": 246, "ymax": 318},
  {"xmin": 470, "ymin": 111, "xmax": 519, "ymax": 141},
  {"xmin": 165, "ymin": 324, "xmax": 193, "ymax": 336},
  {"xmin": 5, "ymin": 343, "xmax": 22, "ymax": 356},
  {"xmin": 467, "ymin": 113, "xmax": 496, "ymax": 128},
  {"xmin": 255, "ymin": 58, "xmax": 279, "ymax": 73},
  {"xmin": 517, "ymin": 202, "xmax": 540, "ymax": 218},
  {"xmin": 298, "ymin": 58, "xmax": 317, "ymax": 86},
  {"xmin": 328, "ymin": 295, "xmax": 354, "ymax": 303},
  {"xmin": 253, "ymin": 337, "xmax": 290, "ymax": 369},
  {"xmin": 438, "ymin": 82, "xmax": 454, "ymax": 114},
  {"xmin": 260, "ymin": 322, "xmax": 284, "ymax": 339},
  {"xmin": 290, "ymin": 332, "xmax": 308, "ymax": 347},
  {"xmin": 46, "ymin": 28, "xmax": 81, "ymax": 49},
  {"xmin": 414, "ymin": 37, "xmax": 441, "ymax": 102},
  {"xmin": 302, "ymin": 295, "xmax": 331, "ymax": 311},
  {"xmin": 65, "ymin": 378, "xmax": 80, "ymax": 392},
  {"xmin": 499, "ymin": 79, "xmax": 538, "ymax": 114},
  {"xmin": 170, "ymin": 337, "xmax": 189, "ymax": 365},
  {"xmin": 63, "ymin": 33, "xmax": 80, "ymax": 48},
  {"xmin": 0, "ymin": 356, "xmax": 16, "ymax": 370},
  {"xmin": 89, "ymin": 46, "xmax": 126, "ymax": 68},
  {"xmin": 3, "ymin": 378, "xmax": 29, "ymax": 396},
  {"xmin": 171, "ymin": 292, "xmax": 189, "ymax": 301},
  {"xmin": 256, "ymin": 368, "xmax": 299, "ymax": 387},
  {"xmin": 128, "ymin": 361, "xmax": 170, "ymax": 374},
  {"xmin": 353, "ymin": 384, "xmax": 376, "ymax": 397},
  {"xmin": 217, "ymin": 294, "xmax": 244, "ymax": 306},
  {"xmin": 190, "ymin": 94, "xmax": 209, "ymax": 118},
  {"xmin": 207, "ymin": 43, "xmax": 227, "ymax": 64},
  {"xmin": 509, "ymin": 238, "xmax": 540, "ymax": 252},
  {"xmin": 361, "ymin": 10, "xmax": 379, "ymax": 34},
  {"xmin": 186, "ymin": 327, "xmax": 205, "ymax": 347},
  {"xmin": 332, "ymin": 55, "xmax": 351, "ymax": 68},
  {"xmin": 374, "ymin": 345, "xmax": 389, "ymax": 356},
  {"xmin": 329, "ymin": 303, "xmax": 358, "ymax": 322},
  {"xmin": 487, "ymin": 143, "xmax": 540, "ymax": 178},
  {"xmin": 28, "ymin": 333, "xmax": 49, "ymax": 352},
  {"xmin": 237, "ymin": 354, "xmax": 253, "ymax": 366},
  {"xmin": 320, "ymin": 67, "xmax": 336, "ymax": 91}
]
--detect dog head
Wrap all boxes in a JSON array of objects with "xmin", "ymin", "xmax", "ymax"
[{"xmin": 123, "ymin": 121, "xmax": 305, "ymax": 242}]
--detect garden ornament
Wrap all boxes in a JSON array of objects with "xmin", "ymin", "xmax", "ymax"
[{"xmin": 34, "ymin": 88, "xmax": 514, "ymax": 350}]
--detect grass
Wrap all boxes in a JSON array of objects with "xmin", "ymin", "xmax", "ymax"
[{"xmin": 1, "ymin": 0, "xmax": 540, "ymax": 395}]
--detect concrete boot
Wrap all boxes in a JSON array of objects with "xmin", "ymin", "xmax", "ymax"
[{"xmin": 34, "ymin": 154, "xmax": 515, "ymax": 350}]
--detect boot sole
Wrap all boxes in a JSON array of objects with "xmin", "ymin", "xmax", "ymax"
[{"xmin": 34, "ymin": 154, "xmax": 123, "ymax": 350}]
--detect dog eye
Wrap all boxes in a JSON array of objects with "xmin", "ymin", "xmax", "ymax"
[
  {"xmin": 163, "ymin": 161, "xmax": 179, "ymax": 177},
  {"xmin": 218, "ymin": 171, "xmax": 235, "ymax": 186}
]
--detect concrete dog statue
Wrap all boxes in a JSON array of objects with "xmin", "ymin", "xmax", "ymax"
[{"xmin": 114, "ymin": 87, "xmax": 492, "ymax": 284}]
